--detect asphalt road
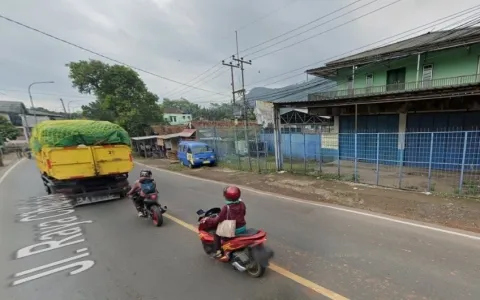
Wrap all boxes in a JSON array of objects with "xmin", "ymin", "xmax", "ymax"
[{"xmin": 0, "ymin": 159, "xmax": 479, "ymax": 300}]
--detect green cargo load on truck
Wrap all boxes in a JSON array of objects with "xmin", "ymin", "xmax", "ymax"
[{"xmin": 30, "ymin": 119, "xmax": 131, "ymax": 154}]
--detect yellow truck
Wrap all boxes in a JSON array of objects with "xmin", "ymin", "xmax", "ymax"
[{"xmin": 31, "ymin": 120, "xmax": 134, "ymax": 206}]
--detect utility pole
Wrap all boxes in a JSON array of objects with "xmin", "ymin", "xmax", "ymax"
[
  {"xmin": 232, "ymin": 55, "xmax": 252, "ymax": 171},
  {"xmin": 59, "ymin": 98, "xmax": 67, "ymax": 114},
  {"xmin": 222, "ymin": 57, "xmax": 241, "ymax": 168},
  {"xmin": 221, "ymin": 31, "xmax": 253, "ymax": 171},
  {"xmin": 222, "ymin": 58, "xmax": 237, "ymax": 106}
]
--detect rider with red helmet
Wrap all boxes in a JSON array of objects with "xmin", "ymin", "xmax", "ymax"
[{"xmin": 208, "ymin": 185, "xmax": 247, "ymax": 259}]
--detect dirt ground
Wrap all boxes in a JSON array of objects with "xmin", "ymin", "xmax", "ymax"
[{"xmin": 137, "ymin": 158, "xmax": 480, "ymax": 234}]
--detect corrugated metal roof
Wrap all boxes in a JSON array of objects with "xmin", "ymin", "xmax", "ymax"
[
  {"xmin": 248, "ymin": 78, "xmax": 334, "ymax": 104},
  {"xmin": 131, "ymin": 135, "xmax": 159, "ymax": 141},
  {"xmin": 307, "ymin": 28, "xmax": 480, "ymax": 75},
  {"xmin": 27, "ymin": 109, "xmax": 64, "ymax": 117},
  {"xmin": 0, "ymin": 101, "xmax": 27, "ymax": 114},
  {"xmin": 163, "ymin": 107, "xmax": 184, "ymax": 114},
  {"xmin": 158, "ymin": 129, "xmax": 196, "ymax": 140}
]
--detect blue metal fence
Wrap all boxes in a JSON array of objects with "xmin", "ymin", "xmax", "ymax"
[
  {"xmin": 200, "ymin": 127, "xmax": 480, "ymax": 195},
  {"xmin": 260, "ymin": 130, "xmax": 480, "ymax": 194}
]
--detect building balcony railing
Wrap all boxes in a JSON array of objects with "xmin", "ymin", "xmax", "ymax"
[{"xmin": 309, "ymin": 74, "xmax": 480, "ymax": 101}]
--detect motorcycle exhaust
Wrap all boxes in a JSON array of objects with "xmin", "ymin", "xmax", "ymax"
[{"xmin": 231, "ymin": 262, "xmax": 247, "ymax": 272}]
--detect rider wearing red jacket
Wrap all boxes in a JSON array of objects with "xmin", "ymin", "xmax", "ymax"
[{"xmin": 204, "ymin": 185, "xmax": 247, "ymax": 259}]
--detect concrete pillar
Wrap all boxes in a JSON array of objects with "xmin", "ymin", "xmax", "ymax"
[
  {"xmin": 398, "ymin": 113, "xmax": 407, "ymax": 150},
  {"xmin": 333, "ymin": 116, "xmax": 340, "ymax": 133},
  {"xmin": 273, "ymin": 105, "xmax": 283, "ymax": 170}
]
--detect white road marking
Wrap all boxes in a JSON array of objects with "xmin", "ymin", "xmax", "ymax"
[
  {"xmin": 12, "ymin": 259, "xmax": 95, "ymax": 286},
  {"xmin": 0, "ymin": 165, "xmax": 97, "ymax": 287},
  {"xmin": 11, "ymin": 199, "xmax": 96, "ymax": 286},
  {"xmin": 0, "ymin": 158, "xmax": 25, "ymax": 186},
  {"xmin": 14, "ymin": 251, "xmax": 90, "ymax": 277},
  {"xmin": 136, "ymin": 161, "xmax": 480, "ymax": 241}
]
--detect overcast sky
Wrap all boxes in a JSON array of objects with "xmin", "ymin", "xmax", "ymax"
[{"xmin": 0, "ymin": 0, "xmax": 478, "ymax": 112}]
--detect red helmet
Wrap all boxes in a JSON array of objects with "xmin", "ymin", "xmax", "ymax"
[{"xmin": 223, "ymin": 185, "xmax": 241, "ymax": 201}]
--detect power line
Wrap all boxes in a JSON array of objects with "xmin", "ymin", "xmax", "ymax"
[
  {"xmin": 244, "ymin": 15, "xmax": 480, "ymax": 103},
  {"xmin": 166, "ymin": 66, "xmax": 227, "ymax": 99},
  {"xmin": 180, "ymin": 0, "xmax": 370, "ymax": 93},
  {"xmin": 173, "ymin": 0, "xmax": 385, "ymax": 97},
  {"xmin": 162, "ymin": 1, "xmax": 301, "ymax": 96},
  {"xmin": 240, "ymin": 0, "xmax": 368, "ymax": 55},
  {"xmin": 248, "ymin": 0, "xmax": 404, "ymax": 60},
  {"xmin": 157, "ymin": 5, "xmax": 480, "ymax": 106},
  {"xmin": 162, "ymin": 0, "xmax": 376, "ymax": 97},
  {"xmin": 0, "ymin": 88, "xmax": 96, "ymax": 100},
  {"xmin": 0, "ymin": 14, "xmax": 229, "ymax": 97},
  {"xmin": 158, "ymin": 0, "xmax": 391, "ymax": 98},
  {"xmin": 185, "ymin": 0, "xmax": 402, "ymax": 93},
  {"xmin": 235, "ymin": 0, "xmax": 301, "ymax": 32},
  {"xmin": 1, "ymin": 86, "xmax": 232, "ymax": 106},
  {"xmin": 244, "ymin": 4, "xmax": 480, "ymax": 88},
  {"xmin": 247, "ymin": 19, "xmax": 480, "ymax": 103},
  {"xmin": 163, "ymin": 65, "xmax": 224, "ymax": 97}
]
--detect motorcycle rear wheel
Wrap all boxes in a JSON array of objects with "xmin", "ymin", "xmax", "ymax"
[
  {"xmin": 246, "ymin": 262, "xmax": 266, "ymax": 278},
  {"xmin": 202, "ymin": 242, "xmax": 214, "ymax": 255},
  {"xmin": 151, "ymin": 206, "xmax": 163, "ymax": 227}
]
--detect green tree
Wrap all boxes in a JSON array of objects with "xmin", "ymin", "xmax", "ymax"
[
  {"xmin": 66, "ymin": 60, "xmax": 163, "ymax": 136},
  {"xmin": 0, "ymin": 115, "xmax": 19, "ymax": 142}
]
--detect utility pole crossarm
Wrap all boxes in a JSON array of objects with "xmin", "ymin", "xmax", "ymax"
[
  {"xmin": 222, "ymin": 59, "xmax": 239, "ymax": 69},
  {"xmin": 232, "ymin": 56, "xmax": 252, "ymax": 65}
]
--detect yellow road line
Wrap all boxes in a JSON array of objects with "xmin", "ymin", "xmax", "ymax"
[{"xmin": 163, "ymin": 213, "xmax": 349, "ymax": 300}]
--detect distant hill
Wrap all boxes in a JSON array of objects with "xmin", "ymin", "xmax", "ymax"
[{"xmin": 245, "ymin": 77, "xmax": 334, "ymax": 108}]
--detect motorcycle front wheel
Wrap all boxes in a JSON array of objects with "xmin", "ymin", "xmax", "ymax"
[{"xmin": 151, "ymin": 206, "xmax": 164, "ymax": 227}]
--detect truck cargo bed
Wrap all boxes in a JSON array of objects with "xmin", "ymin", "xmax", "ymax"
[{"xmin": 36, "ymin": 144, "xmax": 134, "ymax": 180}]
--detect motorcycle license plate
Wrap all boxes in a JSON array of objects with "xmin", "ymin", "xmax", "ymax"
[{"xmin": 76, "ymin": 194, "xmax": 118, "ymax": 205}]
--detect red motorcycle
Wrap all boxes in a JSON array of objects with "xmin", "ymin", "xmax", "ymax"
[
  {"xmin": 132, "ymin": 179, "xmax": 167, "ymax": 227},
  {"xmin": 196, "ymin": 207, "xmax": 274, "ymax": 278}
]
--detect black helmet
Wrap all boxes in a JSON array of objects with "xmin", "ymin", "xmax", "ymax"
[{"xmin": 140, "ymin": 169, "xmax": 152, "ymax": 178}]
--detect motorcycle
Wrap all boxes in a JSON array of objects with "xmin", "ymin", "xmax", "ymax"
[
  {"xmin": 196, "ymin": 207, "xmax": 274, "ymax": 278},
  {"xmin": 133, "ymin": 192, "xmax": 167, "ymax": 227}
]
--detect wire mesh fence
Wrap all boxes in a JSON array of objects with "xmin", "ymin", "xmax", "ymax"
[
  {"xmin": 199, "ymin": 125, "xmax": 480, "ymax": 196},
  {"xmin": 199, "ymin": 126, "xmax": 276, "ymax": 173}
]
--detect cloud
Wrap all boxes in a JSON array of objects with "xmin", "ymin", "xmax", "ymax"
[{"xmin": 0, "ymin": 0, "xmax": 478, "ymax": 110}]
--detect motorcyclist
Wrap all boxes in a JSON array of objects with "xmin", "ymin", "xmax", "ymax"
[
  {"xmin": 204, "ymin": 185, "xmax": 247, "ymax": 259},
  {"xmin": 127, "ymin": 169, "xmax": 156, "ymax": 217}
]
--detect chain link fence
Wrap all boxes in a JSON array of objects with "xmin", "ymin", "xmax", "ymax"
[{"xmin": 199, "ymin": 125, "xmax": 480, "ymax": 195}]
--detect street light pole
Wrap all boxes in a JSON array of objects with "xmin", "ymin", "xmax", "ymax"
[
  {"xmin": 28, "ymin": 81, "xmax": 54, "ymax": 125},
  {"xmin": 67, "ymin": 100, "xmax": 83, "ymax": 119}
]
